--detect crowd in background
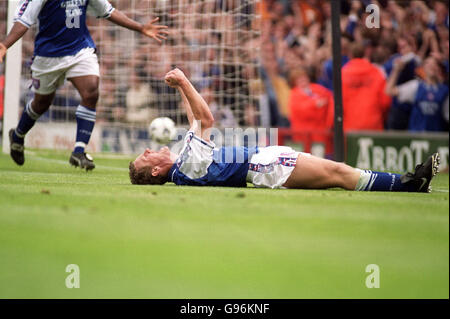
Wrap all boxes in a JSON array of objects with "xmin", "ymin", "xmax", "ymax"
[
  {"xmin": 1, "ymin": 0, "xmax": 261, "ymax": 128},
  {"xmin": 260, "ymin": 0, "xmax": 449, "ymax": 137},
  {"xmin": 0, "ymin": 0, "xmax": 449, "ymax": 139}
]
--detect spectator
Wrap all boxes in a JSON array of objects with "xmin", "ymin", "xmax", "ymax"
[
  {"xmin": 201, "ymin": 86, "xmax": 237, "ymax": 129},
  {"xmin": 425, "ymin": 0, "xmax": 449, "ymax": 31},
  {"xmin": 294, "ymin": 0, "xmax": 324, "ymax": 28},
  {"xmin": 436, "ymin": 26, "xmax": 449, "ymax": 75},
  {"xmin": 384, "ymin": 36, "xmax": 422, "ymax": 130},
  {"xmin": 386, "ymin": 56, "xmax": 449, "ymax": 132},
  {"xmin": 259, "ymin": 62, "xmax": 285, "ymax": 127},
  {"xmin": 259, "ymin": 0, "xmax": 449, "ymax": 134},
  {"xmin": 317, "ymin": 33, "xmax": 352, "ymax": 91},
  {"xmin": 341, "ymin": 42, "xmax": 391, "ymax": 132},
  {"xmin": 316, "ymin": 1, "xmax": 361, "ymax": 92},
  {"xmin": 263, "ymin": 49, "xmax": 291, "ymax": 120},
  {"xmin": 9, "ymin": 0, "xmax": 449, "ymax": 134},
  {"xmin": 288, "ymin": 67, "xmax": 333, "ymax": 153},
  {"xmin": 125, "ymin": 69, "xmax": 157, "ymax": 124}
]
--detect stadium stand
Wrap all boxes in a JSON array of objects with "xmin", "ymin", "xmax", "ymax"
[
  {"xmin": 0, "ymin": 0, "xmax": 448, "ymax": 160},
  {"xmin": 262, "ymin": 0, "xmax": 448, "ymax": 158}
]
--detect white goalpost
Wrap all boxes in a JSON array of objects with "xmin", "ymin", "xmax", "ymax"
[
  {"xmin": 2, "ymin": 0, "xmax": 262, "ymax": 155},
  {"xmin": 1, "ymin": 0, "xmax": 22, "ymax": 154}
]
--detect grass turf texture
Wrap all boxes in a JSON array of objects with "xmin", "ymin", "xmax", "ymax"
[{"xmin": 0, "ymin": 148, "xmax": 448, "ymax": 299}]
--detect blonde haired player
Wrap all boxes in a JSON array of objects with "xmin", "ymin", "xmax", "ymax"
[
  {"xmin": 129, "ymin": 69, "xmax": 439, "ymax": 193},
  {"xmin": 0, "ymin": 0, "xmax": 169, "ymax": 170}
]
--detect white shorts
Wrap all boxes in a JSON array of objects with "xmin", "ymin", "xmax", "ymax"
[
  {"xmin": 246, "ymin": 146, "xmax": 310, "ymax": 189},
  {"xmin": 30, "ymin": 48, "xmax": 100, "ymax": 95}
]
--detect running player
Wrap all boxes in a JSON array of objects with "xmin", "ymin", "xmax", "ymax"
[
  {"xmin": 129, "ymin": 68, "xmax": 440, "ymax": 193},
  {"xmin": 0, "ymin": 0, "xmax": 169, "ymax": 170}
]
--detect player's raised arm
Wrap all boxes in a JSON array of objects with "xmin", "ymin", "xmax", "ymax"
[
  {"xmin": 165, "ymin": 69, "xmax": 215, "ymax": 140},
  {"xmin": 107, "ymin": 11, "xmax": 169, "ymax": 44},
  {"xmin": 177, "ymin": 87, "xmax": 196, "ymax": 130}
]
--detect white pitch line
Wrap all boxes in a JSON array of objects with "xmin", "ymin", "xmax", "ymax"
[{"xmin": 30, "ymin": 155, "xmax": 128, "ymax": 172}]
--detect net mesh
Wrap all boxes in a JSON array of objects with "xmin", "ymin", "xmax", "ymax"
[
  {"xmin": 0, "ymin": 1, "xmax": 6, "ymax": 128},
  {"xmin": 14, "ymin": 0, "xmax": 262, "ymax": 130}
]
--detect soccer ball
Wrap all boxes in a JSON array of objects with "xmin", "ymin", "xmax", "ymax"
[{"xmin": 148, "ymin": 117, "xmax": 177, "ymax": 144}]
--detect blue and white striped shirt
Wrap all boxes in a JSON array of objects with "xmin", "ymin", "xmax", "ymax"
[
  {"xmin": 14, "ymin": 0, "xmax": 114, "ymax": 57},
  {"xmin": 168, "ymin": 131, "xmax": 259, "ymax": 187}
]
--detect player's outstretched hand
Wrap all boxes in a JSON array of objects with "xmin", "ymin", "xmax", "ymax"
[
  {"xmin": 141, "ymin": 17, "xmax": 169, "ymax": 44},
  {"xmin": 0, "ymin": 43, "xmax": 7, "ymax": 63},
  {"xmin": 165, "ymin": 68, "xmax": 186, "ymax": 88}
]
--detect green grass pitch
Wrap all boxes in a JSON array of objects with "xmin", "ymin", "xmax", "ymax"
[{"xmin": 0, "ymin": 148, "xmax": 448, "ymax": 299}]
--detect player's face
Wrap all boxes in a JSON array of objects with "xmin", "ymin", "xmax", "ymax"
[
  {"xmin": 134, "ymin": 147, "xmax": 170, "ymax": 171},
  {"xmin": 397, "ymin": 39, "xmax": 411, "ymax": 55},
  {"xmin": 423, "ymin": 57, "xmax": 440, "ymax": 80}
]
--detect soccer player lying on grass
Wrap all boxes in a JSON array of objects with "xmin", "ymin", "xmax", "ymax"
[
  {"xmin": 0, "ymin": 0, "xmax": 169, "ymax": 171},
  {"xmin": 129, "ymin": 69, "xmax": 440, "ymax": 193}
]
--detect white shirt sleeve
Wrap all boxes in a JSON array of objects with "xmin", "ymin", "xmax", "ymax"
[
  {"xmin": 177, "ymin": 131, "xmax": 215, "ymax": 180},
  {"xmin": 396, "ymin": 79, "xmax": 419, "ymax": 104},
  {"xmin": 13, "ymin": 0, "xmax": 47, "ymax": 28},
  {"xmin": 88, "ymin": 0, "xmax": 115, "ymax": 19}
]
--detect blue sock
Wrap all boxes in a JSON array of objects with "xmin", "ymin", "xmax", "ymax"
[
  {"xmin": 355, "ymin": 169, "xmax": 412, "ymax": 192},
  {"xmin": 74, "ymin": 105, "xmax": 96, "ymax": 154},
  {"xmin": 13, "ymin": 100, "xmax": 40, "ymax": 144}
]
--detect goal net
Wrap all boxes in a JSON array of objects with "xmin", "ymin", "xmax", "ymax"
[{"xmin": 4, "ymin": 0, "xmax": 262, "ymax": 154}]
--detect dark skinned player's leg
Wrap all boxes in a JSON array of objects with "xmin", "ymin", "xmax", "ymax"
[
  {"xmin": 67, "ymin": 75, "xmax": 99, "ymax": 171},
  {"xmin": 31, "ymin": 92, "xmax": 55, "ymax": 114},
  {"xmin": 69, "ymin": 75, "xmax": 99, "ymax": 109},
  {"xmin": 9, "ymin": 92, "xmax": 55, "ymax": 165}
]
